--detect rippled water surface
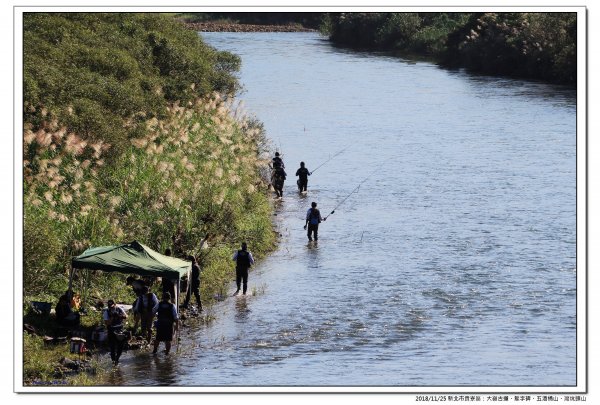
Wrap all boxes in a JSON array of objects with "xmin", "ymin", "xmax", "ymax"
[{"xmin": 111, "ymin": 32, "xmax": 576, "ymax": 387}]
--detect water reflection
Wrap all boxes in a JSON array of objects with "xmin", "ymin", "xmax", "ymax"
[
  {"xmin": 150, "ymin": 353, "xmax": 178, "ymax": 385},
  {"xmin": 305, "ymin": 241, "xmax": 321, "ymax": 269},
  {"xmin": 234, "ymin": 296, "xmax": 250, "ymax": 322}
]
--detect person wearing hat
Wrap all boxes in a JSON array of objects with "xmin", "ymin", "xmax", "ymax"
[
  {"xmin": 304, "ymin": 201, "xmax": 325, "ymax": 241},
  {"xmin": 152, "ymin": 292, "xmax": 179, "ymax": 355},
  {"xmin": 103, "ymin": 299, "xmax": 128, "ymax": 365},
  {"xmin": 232, "ymin": 242, "xmax": 255, "ymax": 295},
  {"xmin": 134, "ymin": 285, "xmax": 158, "ymax": 342}
]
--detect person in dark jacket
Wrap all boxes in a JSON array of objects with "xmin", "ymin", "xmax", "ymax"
[
  {"xmin": 152, "ymin": 292, "xmax": 179, "ymax": 355},
  {"xmin": 183, "ymin": 255, "xmax": 203, "ymax": 311},
  {"xmin": 55, "ymin": 294, "xmax": 80, "ymax": 327},
  {"xmin": 232, "ymin": 242, "xmax": 255, "ymax": 296},
  {"xmin": 103, "ymin": 299, "xmax": 127, "ymax": 365},
  {"xmin": 272, "ymin": 152, "xmax": 285, "ymax": 169},
  {"xmin": 272, "ymin": 166, "xmax": 287, "ymax": 198},
  {"xmin": 304, "ymin": 201, "xmax": 325, "ymax": 241},
  {"xmin": 295, "ymin": 161, "xmax": 311, "ymax": 192}
]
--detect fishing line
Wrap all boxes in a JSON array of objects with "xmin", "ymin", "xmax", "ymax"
[
  {"xmin": 324, "ymin": 157, "xmax": 391, "ymax": 220},
  {"xmin": 310, "ymin": 145, "xmax": 351, "ymax": 174}
]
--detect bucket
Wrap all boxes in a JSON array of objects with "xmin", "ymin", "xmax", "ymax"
[{"xmin": 69, "ymin": 337, "xmax": 86, "ymax": 354}]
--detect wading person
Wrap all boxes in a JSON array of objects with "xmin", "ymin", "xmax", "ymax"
[
  {"xmin": 272, "ymin": 151, "xmax": 285, "ymax": 169},
  {"xmin": 134, "ymin": 286, "xmax": 158, "ymax": 342},
  {"xmin": 152, "ymin": 292, "xmax": 179, "ymax": 355},
  {"xmin": 272, "ymin": 165, "xmax": 287, "ymax": 198},
  {"xmin": 104, "ymin": 299, "xmax": 127, "ymax": 365},
  {"xmin": 304, "ymin": 201, "xmax": 325, "ymax": 241},
  {"xmin": 183, "ymin": 255, "xmax": 203, "ymax": 312},
  {"xmin": 295, "ymin": 161, "xmax": 311, "ymax": 192},
  {"xmin": 232, "ymin": 242, "xmax": 254, "ymax": 296}
]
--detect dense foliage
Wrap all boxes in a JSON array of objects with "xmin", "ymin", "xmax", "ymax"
[
  {"xmin": 24, "ymin": 13, "xmax": 241, "ymax": 155},
  {"xmin": 324, "ymin": 12, "xmax": 576, "ymax": 84},
  {"xmin": 23, "ymin": 13, "xmax": 276, "ymax": 302}
]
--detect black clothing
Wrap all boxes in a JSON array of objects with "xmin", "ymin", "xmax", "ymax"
[
  {"xmin": 156, "ymin": 301, "xmax": 177, "ymax": 342},
  {"xmin": 297, "ymin": 179, "xmax": 308, "ymax": 192},
  {"xmin": 183, "ymin": 263, "xmax": 202, "ymax": 309},
  {"xmin": 106, "ymin": 306, "xmax": 126, "ymax": 364},
  {"xmin": 236, "ymin": 250, "xmax": 251, "ymax": 270},
  {"xmin": 296, "ymin": 167, "xmax": 310, "ymax": 181},
  {"xmin": 272, "ymin": 168, "xmax": 286, "ymax": 197},
  {"xmin": 272, "ymin": 156, "xmax": 284, "ymax": 169},
  {"xmin": 162, "ymin": 278, "xmax": 176, "ymax": 301},
  {"xmin": 55, "ymin": 300, "xmax": 80, "ymax": 327},
  {"xmin": 236, "ymin": 267, "xmax": 249, "ymax": 294},
  {"xmin": 307, "ymin": 223, "xmax": 319, "ymax": 241},
  {"xmin": 296, "ymin": 167, "xmax": 310, "ymax": 191}
]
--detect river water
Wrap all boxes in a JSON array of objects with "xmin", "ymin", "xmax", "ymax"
[{"xmin": 111, "ymin": 32, "xmax": 577, "ymax": 388}]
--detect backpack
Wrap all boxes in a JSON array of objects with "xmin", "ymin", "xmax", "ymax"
[
  {"xmin": 140, "ymin": 293, "xmax": 155, "ymax": 312},
  {"xmin": 309, "ymin": 208, "xmax": 321, "ymax": 225},
  {"xmin": 236, "ymin": 250, "xmax": 251, "ymax": 269}
]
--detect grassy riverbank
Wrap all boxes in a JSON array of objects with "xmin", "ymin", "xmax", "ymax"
[{"xmin": 23, "ymin": 13, "xmax": 277, "ymax": 386}]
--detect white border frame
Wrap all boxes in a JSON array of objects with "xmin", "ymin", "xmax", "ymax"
[{"xmin": 12, "ymin": 5, "xmax": 587, "ymax": 396}]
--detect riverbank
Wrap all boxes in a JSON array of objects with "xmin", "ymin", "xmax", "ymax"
[
  {"xmin": 183, "ymin": 21, "xmax": 317, "ymax": 32},
  {"xmin": 22, "ymin": 13, "xmax": 279, "ymax": 386}
]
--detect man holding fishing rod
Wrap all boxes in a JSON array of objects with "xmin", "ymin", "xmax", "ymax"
[
  {"xmin": 304, "ymin": 202, "xmax": 325, "ymax": 241},
  {"xmin": 296, "ymin": 162, "xmax": 311, "ymax": 192},
  {"xmin": 304, "ymin": 159, "xmax": 387, "ymax": 242}
]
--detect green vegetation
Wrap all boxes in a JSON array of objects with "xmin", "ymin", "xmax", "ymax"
[
  {"xmin": 24, "ymin": 13, "xmax": 241, "ymax": 155},
  {"xmin": 23, "ymin": 13, "xmax": 276, "ymax": 385},
  {"xmin": 175, "ymin": 12, "xmax": 324, "ymax": 29},
  {"xmin": 324, "ymin": 12, "xmax": 576, "ymax": 85}
]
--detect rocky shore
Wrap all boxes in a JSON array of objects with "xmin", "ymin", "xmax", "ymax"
[{"xmin": 183, "ymin": 21, "xmax": 316, "ymax": 33}]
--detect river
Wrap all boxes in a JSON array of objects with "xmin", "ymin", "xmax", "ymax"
[{"xmin": 109, "ymin": 32, "xmax": 577, "ymax": 388}]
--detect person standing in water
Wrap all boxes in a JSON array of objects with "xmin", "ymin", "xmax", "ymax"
[
  {"xmin": 152, "ymin": 292, "xmax": 178, "ymax": 355},
  {"xmin": 295, "ymin": 161, "xmax": 311, "ymax": 192},
  {"xmin": 304, "ymin": 201, "xmax": 325, "ymax": 241},
  {"xmin": 232, "ymin": 242, "xmax": 255, "ymax": 295},
  {"xmin": 272, "ymin": 151, "xmax": 285, "ymax": 169}
]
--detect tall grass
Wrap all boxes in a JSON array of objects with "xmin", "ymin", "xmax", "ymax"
[{"xmin": 24, "ymin": 93, "xmax": 275, "ymax": 299}]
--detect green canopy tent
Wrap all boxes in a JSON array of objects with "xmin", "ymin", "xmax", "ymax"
[{"xmin": 71, "ymin": 240, "xmax": 191, "ymax": 306}]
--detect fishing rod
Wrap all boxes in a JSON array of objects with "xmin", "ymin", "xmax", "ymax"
[
  {"xmin": 310, "ymin": 145, "xmax": 351, "ymax": 175},
  {"xmin": 323, "ymin": 158, "xmax": 389, "ymax": 220}
]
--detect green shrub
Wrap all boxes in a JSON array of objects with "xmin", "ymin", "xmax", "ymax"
[{"xmin": 324, "ymin": 12, "xmax": 576, "ymax": 84}]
